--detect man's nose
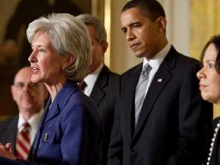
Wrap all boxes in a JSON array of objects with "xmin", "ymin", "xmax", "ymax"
[{"xmin": 126, "ymin": 29, "xmax": 135, "ymax": 41}]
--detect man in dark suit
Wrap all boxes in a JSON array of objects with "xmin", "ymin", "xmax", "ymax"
[
  {"xmin": 76, "ymin": 14, "xmax": 120, "ymax": 165},
  {"xmin": 107, "ymin": 1, "xmax": 213, "ymax": 165},
  {"xmin": 0, "ymin": 67, "xmax": 47, "ymax": 160}
]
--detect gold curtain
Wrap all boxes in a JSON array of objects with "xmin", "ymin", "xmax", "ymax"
[{"xmin": 190, "ymin": 0, "xmax": 220, "ymax": 118}]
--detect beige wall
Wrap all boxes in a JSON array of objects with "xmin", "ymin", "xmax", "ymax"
[{"xmin": 105, "ymin": 0, "xmax": 141, "ymax": 74}]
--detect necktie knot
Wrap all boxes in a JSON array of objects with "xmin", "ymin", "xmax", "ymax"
[
  {"xmin": 79, "ymin": 81, "xmax": 87, "ymax": 91},
  {"xmin": 142, "ymin": 64, "xmax": 152, "ymax": 76},
  {"xmin": 22, "ymin": 122, "xmax": 30, "ymax": 132},
  {"xmin": 23, "ymin": 122, "xmax": 30, "ymax": 128}
]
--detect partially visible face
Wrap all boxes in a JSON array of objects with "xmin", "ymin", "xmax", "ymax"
[
  {"xmin": 120, "ymin": 7, "xmax": 166, "ymax": 59},
  {"xmin": 28, "ymin": 31, "xmax": 67, "ymax": 84},
  {"xmin": 11, "ymin": 67, "xmax": 46, "ymax": 115},
  {"xmin": 197, "ymin": 44, "xmax": 220, "ymax": 105},
  {"xmin": 87, "ymin": 25, "xmax": 107, "ymax": 74}
]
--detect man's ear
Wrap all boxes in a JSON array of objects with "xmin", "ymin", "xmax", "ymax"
[
  {"xmin": 62, "ymin": 55, "xmax": 75, "ymax": 70},
  {"xmin": 102, "ymin": 42, "xmax": 108, "ymax": 54},
  {"xmin": 157, "ymin": 16, "xmax": 167, "ymax": 33},
  {"xmin": 10, "ymin": 85, "xmax": 16, "ymax": 101}
]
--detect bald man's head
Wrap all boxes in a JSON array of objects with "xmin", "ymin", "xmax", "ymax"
[{"xmin": 11, "ymin": 67, "xmax": 47, "ymax": 120}]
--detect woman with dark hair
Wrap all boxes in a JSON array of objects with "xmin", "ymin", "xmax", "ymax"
[{"xmin": 197, "ymin": 35, "xmax": 220, "ymax": 165}]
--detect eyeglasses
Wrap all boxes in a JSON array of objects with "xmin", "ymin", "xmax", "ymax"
[{"xmin": 13, "ymin": 82, "xmax": 39, "ymax": 89}]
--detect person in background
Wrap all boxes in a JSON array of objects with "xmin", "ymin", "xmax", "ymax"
[
  {"xmin": 107, "ymin": 0, "xmax": 213, "ymax": 165},
  {"xmin": 197, "ymin": 35, "xmax": 220, "ymax": 165},
  {"xmin": 0, "ymin": 66, "xmax": 47, "ymax": 160},
  {"xmin": 0, "ymin": 13, "xmax": 103, "ymax": 165},
  {"xmin": 76, "ymin": 14, "xmax": 120, "ymax": 165}
]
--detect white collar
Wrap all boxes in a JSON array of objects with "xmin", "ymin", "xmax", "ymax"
[
  {"xmin": 143, "ymin": 43, "xmax": 171, "ymax": 70},
  {"xmin": 84, "ymin": 63, "xmax": 103, "ymax": 87},
  {"xmin": 17, "ymin": 109, "xmax": 44, "ymax": 130}
]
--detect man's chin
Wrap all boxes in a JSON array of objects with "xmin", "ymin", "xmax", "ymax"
[
  {"xmin": 21, "ymin": 105, "xmax": 34, "ymax": 111},
  {"xmin": 134, "ymin": 52, "xmax": 145, "ymax": 58}
]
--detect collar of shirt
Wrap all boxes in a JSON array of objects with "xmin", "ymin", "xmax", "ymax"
[
  {"xmin": 83, "ymin": 63, "xmax": 104, "ymax": 96},
  {"xmin": 17, "ymin": 109, "xmax": 44, "ymax": 144},
  {"xmin": 143, "ymin": 43, "xmax": 171, "ymax": 70},
  {"xmin": 142, "ymin": 43, "xmax": 171, "ymax": 95}
]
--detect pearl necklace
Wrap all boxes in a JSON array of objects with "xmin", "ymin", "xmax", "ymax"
[{"xmin": 206, "ymin": 121, "xmax": 220, "ymax": 165}]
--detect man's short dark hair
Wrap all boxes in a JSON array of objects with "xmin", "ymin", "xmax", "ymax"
[{"xmin": 121, "ymin": 0, "xmax": 166, "ymax": 21}]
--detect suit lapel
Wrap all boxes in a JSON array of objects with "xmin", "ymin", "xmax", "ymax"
[
  {"xmin": 132, "ymin": 47, "xmax": 176, "ymax": 141},
  {"xmin": 42, "ymin": 80, "xmax": 78, "ymax": 126},
  {"xmin": 42, "ymin": 104, "xmax": 60, "ymax": 127},
  {"xmin": 90, "ymin": 66, "xmax": 108, "ymax": 108},
  {"xmin": 32, "ymin": 91, "xmax": 60, "ymax": 156},
  {"xmin": 33, "ymin": 80, "xmax": 78, "ymax": 155}
]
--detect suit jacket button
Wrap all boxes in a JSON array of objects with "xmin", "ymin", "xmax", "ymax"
[{"xmin": 130, "ymin": 147, "xmax": 137, "ymax": 152}]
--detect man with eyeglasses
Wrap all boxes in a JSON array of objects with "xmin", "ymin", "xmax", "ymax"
[{"xmin": 0, "ymin": 66, "xmax": 48, "ymax": 160}]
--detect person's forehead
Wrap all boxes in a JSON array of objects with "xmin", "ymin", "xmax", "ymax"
[
  {"xmin": 14, "ymin": 69, "xmax": 32, "ymax": 83},
  {"xmin": 14, "ymin": 78, "xmax": 32, "ymax": 84},
  {"xmin": 121, "ymin": 7, "xmax": 149, "ymax": 20}
]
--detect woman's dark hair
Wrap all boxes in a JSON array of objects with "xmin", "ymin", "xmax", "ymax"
[{"xmin": 201, "ymin": 35, "xmax": 220, "ymax": 74}]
